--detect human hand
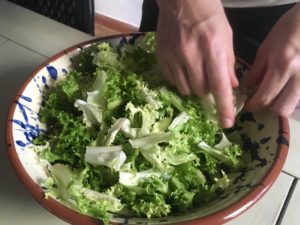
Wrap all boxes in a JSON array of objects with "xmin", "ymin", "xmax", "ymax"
[
  {"xmin": 155, "ymin": 0, "xmax": 238, "ymax": 128},
  {"xmin": 244, "ymin": 3, "xmax": 300, "ymax": 117}
]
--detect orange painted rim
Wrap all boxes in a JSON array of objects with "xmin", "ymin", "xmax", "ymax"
[{"xmin": 5, "ymin": 33, "xmax": 289, "ymax": 225}]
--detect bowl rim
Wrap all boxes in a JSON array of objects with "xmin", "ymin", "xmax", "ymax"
[{"xmin": 5, "ymin": 32, "xmax": 290, "ymax": 225}]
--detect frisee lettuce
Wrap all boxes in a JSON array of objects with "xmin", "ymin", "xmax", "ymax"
[{"xmin": 32, "ymin": 32, "xmax": 246, "ymax": 224}]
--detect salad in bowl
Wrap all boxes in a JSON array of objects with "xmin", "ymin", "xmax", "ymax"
[{"xmin": 6, "ymin": 32, "xmax": 289, "ymax": 225}]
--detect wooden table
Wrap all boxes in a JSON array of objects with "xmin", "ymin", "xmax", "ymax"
[{"xmin": 0, "ymin": 1, "xmax": 299, "ymax": 224}]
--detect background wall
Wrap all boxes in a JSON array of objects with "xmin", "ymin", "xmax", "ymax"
[{"xmin": 94, "ymin": 0, "xmax": 143, "ymax": 28}]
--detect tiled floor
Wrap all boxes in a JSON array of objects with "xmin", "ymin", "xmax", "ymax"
[
  {"xmin": 94, "ymin": 14, "xmax": 138, "ymax": 37},
  {"xmin": 94, "ymin": 22, "xmax": 120, "ymax": 37}
]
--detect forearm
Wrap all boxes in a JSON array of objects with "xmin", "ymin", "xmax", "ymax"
[{"xmin": 156, "ymin": 0, "xmax": 225, "ymax": 23}]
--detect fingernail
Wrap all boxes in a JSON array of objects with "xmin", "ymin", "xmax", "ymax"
[{"xmin": 222, "ymin": 117, "xmax": 234, "ymax": 128}]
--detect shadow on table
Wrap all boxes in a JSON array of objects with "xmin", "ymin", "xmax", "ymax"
[
  {"xmin": 0, "ymin": 75, "xmax": 36, "ymax": 202},
  {"xmin": 0, "ymin": 40, "xmax": 46, "ymax": 203}
]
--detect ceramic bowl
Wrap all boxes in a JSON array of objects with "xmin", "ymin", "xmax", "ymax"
[{"xmin": 6, "ymin": 33, "xmax": 289, "ymax": 225}]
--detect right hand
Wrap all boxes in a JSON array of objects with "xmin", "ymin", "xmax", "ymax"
[{"xmin": 155, "ymin": 0, "xmax": 238, "ymax": 128}]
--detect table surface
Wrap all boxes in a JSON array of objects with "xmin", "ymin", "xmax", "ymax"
[{"xmin": 0, "ymin": 1, "xmax": 299, "ymax": 225}]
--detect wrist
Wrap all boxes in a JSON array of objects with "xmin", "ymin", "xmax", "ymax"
[{"xmin": 156, "ymin": 0, "xmax": 224, "ymax": 18}]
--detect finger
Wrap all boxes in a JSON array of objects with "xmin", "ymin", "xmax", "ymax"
[
  {"xmin": 227, "ymin": 40, "xmax": 239, "ymax": 88},
  {"xmin": 229, "ymin": 57, "xmax": 239, "ymax": 88},
  {"xmin": 270, "ymin": 77, "xmax": 300, "ymax": 117},
  {"xmin": 206, "ymin": 51, "xmax": 235, "ymax": 128},
  {"xmin": 157, "ymin": 57, "xmax": 176, "ymax": 86},
  {"xmin": 245, "ymin": 64, "xmax": 290, "ymax": 112},
  {"xmin": 168, "ymin": 56, "xmax": 192, "ymax": 95},
  {"xmin": 156, "ymin": 21, "xmax": 176, "ymax": 86},
  {"xmin": 178, "ymin": 40, "xmax": 209, "ymax": 96},
  {"xmin": 185, "ymin": 59, "xmax": 208, "ymax": 97},
  {"xmin": 230, "ymin": 69, "xmax": 239, "ymax": 88}
]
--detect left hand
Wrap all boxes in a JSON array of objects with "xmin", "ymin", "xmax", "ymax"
[{"xmin": 244, "ymin": 3, "xmax": 300, "ymax": 117}]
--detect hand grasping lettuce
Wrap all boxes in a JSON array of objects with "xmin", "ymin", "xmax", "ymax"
[{"xmin": 32, "ymin": 33, "xmax": 246, "ymax": 225}]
